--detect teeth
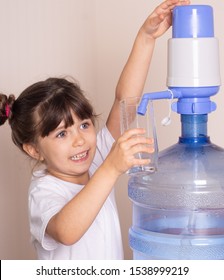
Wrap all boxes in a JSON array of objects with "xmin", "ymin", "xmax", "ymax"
[{"xmin": 71, "ymin": 151, "xmax": 87, "ymax": 161}]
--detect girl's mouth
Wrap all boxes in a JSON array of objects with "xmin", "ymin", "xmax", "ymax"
[{"xmin": 71, "ymin": 150, "xmax": 88, "ymax": 161}]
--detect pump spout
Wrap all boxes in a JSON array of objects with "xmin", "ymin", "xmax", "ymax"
[{"xmin": 137, "ymin": 89, "xmax": 181, "ymax": 115}]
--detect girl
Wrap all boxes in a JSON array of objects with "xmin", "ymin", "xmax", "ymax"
[{"xmin": 0, "ymin": 0, "xmax": 190, "ymax": 259}]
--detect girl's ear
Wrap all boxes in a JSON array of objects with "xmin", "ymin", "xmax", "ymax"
[{"xmin": 22, "ymin": 143, "xmax": 44, "ymax": 161}]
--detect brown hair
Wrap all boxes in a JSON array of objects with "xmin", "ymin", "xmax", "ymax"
[{"xmin": 0, "ymin": 77, "xmax": 97, "ymax": 153}]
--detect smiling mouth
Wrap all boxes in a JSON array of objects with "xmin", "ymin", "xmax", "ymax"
[{"xmin": 71, "ymin": 151, "xmax": 88, "ymax": 161}]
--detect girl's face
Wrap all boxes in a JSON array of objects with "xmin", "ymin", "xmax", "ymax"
[{"xmin": 36, "ymin": 112, "xmax": 97, "ymax": 185}]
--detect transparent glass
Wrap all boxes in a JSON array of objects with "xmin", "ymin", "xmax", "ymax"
[{"xmin": 120, "ymin": 97, "xmax": 158, "ymax": 175}]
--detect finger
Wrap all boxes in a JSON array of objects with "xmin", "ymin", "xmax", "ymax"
[
  {"xmin": 121, "ymin": 128, "xmax": 146, "ymax": 140},
  {"xmin": 133, "ymin": 136, "xmax": 154, "ymax": 146},
  {"xmin": 122, "ymin": 134, "xmax": 154, "ymax": 148},
  {"xmin": 131, "ymin": 158, "xmax": 151, "ymax": 167},
  {"xmin": 149, "ymin": 0, "xmax": 180, "ymax": 28},
  {"xmin": 155, "ymin": 0, "xmax": 190, "ymax": 15},
  {"xmin": 161, "ymin": 0, "xmax": 190, "ymax": 9},
  {"xmin": 150, "ymin": 0, "xmax": 190, "ymax": 29},
  {"xmin": 130, "ymin": 142, "xmax": 155, "ymax": 155}
]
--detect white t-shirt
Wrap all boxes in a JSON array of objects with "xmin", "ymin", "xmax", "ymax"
[{"xmin": 28, "ymin": 126, "xmax": 124, "ymax": 260}]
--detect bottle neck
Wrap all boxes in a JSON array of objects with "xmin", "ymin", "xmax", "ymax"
[{"xmin": 179, "ymin": 114, "xmax": 210, "ymax": 143}]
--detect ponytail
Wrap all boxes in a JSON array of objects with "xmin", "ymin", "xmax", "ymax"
[{"xmin": 0, "ymin": 94, "xmax": 15, "ymax": 125}]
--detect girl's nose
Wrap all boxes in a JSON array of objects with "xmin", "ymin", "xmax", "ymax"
[{"xmin": 72, "ymin": 131, "xmax": 85, "ymax": 146}]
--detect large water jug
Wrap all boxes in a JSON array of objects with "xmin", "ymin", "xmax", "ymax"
[{"xmin": 129, "ymin": 114, "xmax": 224, "ymax": 259}]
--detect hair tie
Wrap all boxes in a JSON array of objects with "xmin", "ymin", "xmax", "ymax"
[{"xmin": 5, "ymin": 104, "xmax": 10, "ymax": 118}]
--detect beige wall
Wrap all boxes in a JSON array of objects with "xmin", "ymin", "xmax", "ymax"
[{"xmin": 0, "ymin": 0, "xmax": 223, "ymax": 260}]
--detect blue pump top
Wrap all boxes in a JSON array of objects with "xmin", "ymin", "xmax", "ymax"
[
  {"xmin": 137, "ymin": 5, "xmax": 219, "ymax": 116},
  {"xmin": 172, "ymin": 5, "xmax": 214, "ymax": 38}
]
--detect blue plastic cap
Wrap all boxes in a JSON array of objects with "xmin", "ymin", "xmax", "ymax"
[{"xmin": 172, "ymin": 5, "xmax": 214, "ymax": 38}]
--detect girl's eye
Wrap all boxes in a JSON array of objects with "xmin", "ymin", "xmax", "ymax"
[
  {"xmin": 56, "ymin": 130, "xmax": 67, "ymax": 138},
  {"xmin": 80, "ymin": 122, "xmax": 90, "ymax": 130}
]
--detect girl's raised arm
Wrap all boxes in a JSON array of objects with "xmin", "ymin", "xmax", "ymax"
[{"xmin": 107, "ymin": 0, "xmax": 190, "ymax": 140}]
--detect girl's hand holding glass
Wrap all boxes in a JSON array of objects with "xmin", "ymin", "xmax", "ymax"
[{"xmin": 104, "ymin": 128, "xmax": 154, "ymax": 176}]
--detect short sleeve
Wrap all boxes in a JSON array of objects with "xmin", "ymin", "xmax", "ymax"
[{"xmin": 29, "ymin": 176, "xmax": 71, "ymax": 250}]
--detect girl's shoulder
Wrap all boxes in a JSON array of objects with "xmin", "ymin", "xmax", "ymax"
[{"xmin": 29, "ymin": 169, "xmax": 84, "ymax": 198}]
